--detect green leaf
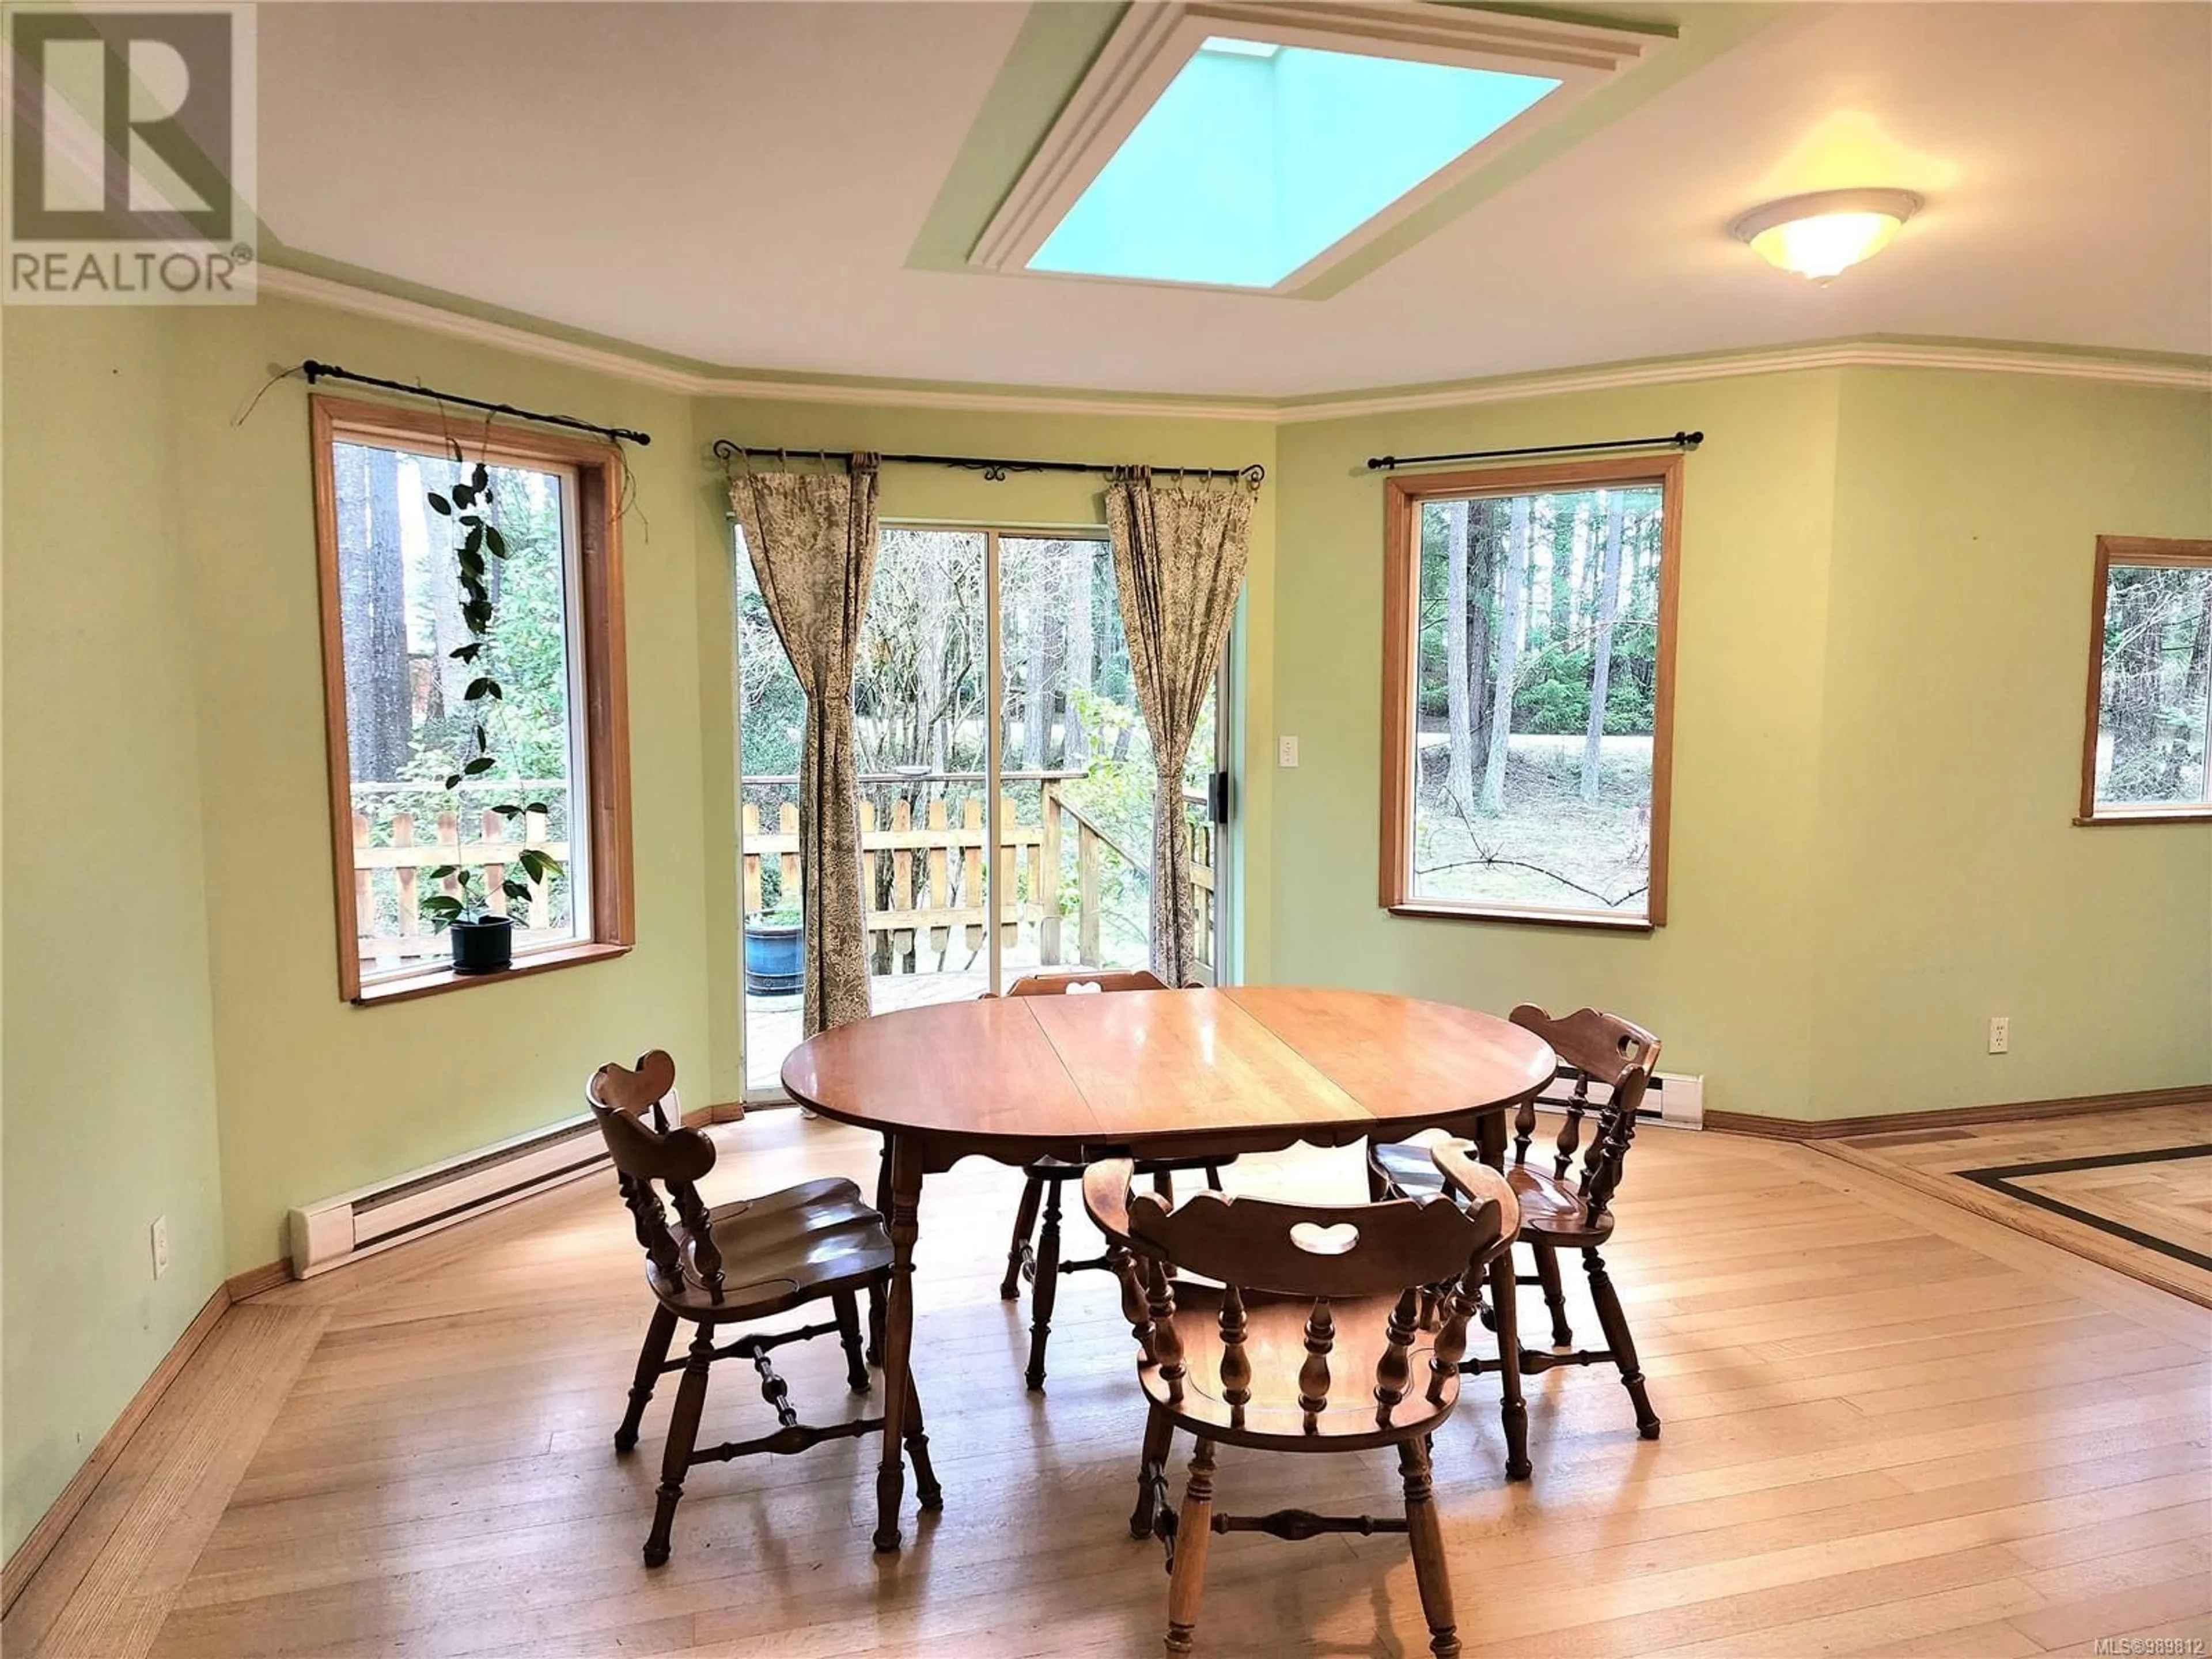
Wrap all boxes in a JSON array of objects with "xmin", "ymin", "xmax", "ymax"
[
  {"xmin": 483, "ymin": 525, "xmax": 507, "ymax": 558},
  {"xmin": 448, "ymin": 642, "xmax": 481, "ymax": 662},
  {"xmin": 525, "ymin": 801, "xmax": 550, "ymax": 815},
  {"xmin": 463, "ymin": 524, "xmax": 484, "ymax": 558},
  {"xmin": 471, "ymin": 461, "xmax": 488, "ymax": 492},
  {"xmin": 492, "ymin": 803, "xmax": 524, "ymax": 818},
  {"xmin": 474, "ymin": 724, "xmax": 487, "ymax": 749},
  {"xmin": 502, "ymin": 880, "xmax": 532, "ymax": 906},
  {"xmin": 423, "ymin": 895, "xmax": 464, "ymax": 917},
  {"xmin": 463, "ymin": 601, "xmax": 492, "ymax": 631},
  {"xmin": 452, "ymin": 482, "xmax": 476, "ymax": 509},
  {"xmin": 426, "ymin": 864, "xmax": 459, "ymax": 879},
  {"xmin": 427, "ymin": 493, "xmax": 452, "ymax": 516},
  {"xmin": 463, "ymin": 756, "xmax": 497, "ymax": 775},
  {"xmin": 464, "ymin": 676, "xmax": 491, "ymax": 702},
  {"xmin": 459, "ymin": 513, "xmax": 483, "ymax": 528},
  {"xmin": 442, "ymin": 773, "xmax": 463, "ymax": 790}
]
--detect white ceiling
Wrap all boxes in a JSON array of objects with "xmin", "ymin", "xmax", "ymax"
[{"xmin": 259, "ymin": 2, "xmax": 2212, "ymax": 399}]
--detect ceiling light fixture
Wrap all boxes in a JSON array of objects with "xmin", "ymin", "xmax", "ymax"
[{"xmin": 1730, "ymin": 187, "xmax": 1923, "ymax": 282}]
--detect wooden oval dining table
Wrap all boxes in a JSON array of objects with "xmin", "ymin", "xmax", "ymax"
[{"xmin": 781, "ymin": 983, "xmax": 1559, "ymax": 1552}]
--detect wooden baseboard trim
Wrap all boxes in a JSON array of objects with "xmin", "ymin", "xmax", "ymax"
[
  {"xmin": 1, "ymin": 1283, "xmax": 231, "ymax": 1615},
  {"xmin": 224, "ymin": 1260, "xmax": 293, "ymax": 1302},
  {"xmin": 1707, "ymin": 1083, "xmax": 2212, "ymax": 1142},
  {"xmin": 681, "ymin": 1101, "xmax": 746, "ymax": 1128}
]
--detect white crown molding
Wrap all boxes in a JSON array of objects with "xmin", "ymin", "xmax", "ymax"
[
  {"xmin": 1272, "ymin": 339, "xmax": 2212, "ymax": 422},
  {"xmin": 260, "ymin": 265, "xmax": 2211, "ymax": 430},
  {"xmin": 257, "ymin": 264, "xmax": 1271, "ymax": 421}
]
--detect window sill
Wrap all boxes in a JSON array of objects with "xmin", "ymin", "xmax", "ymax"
[
  {"xmin": 351, "ymin": 941, "xmax": 631, "ymax": 1007},
  {"xmin": 2074, "ymin": 806, "xmax": 2212, "ymax": 826},
  {"xmin": 1385, "ymin": 902, "xmax": 1656, "ymax": 933}
]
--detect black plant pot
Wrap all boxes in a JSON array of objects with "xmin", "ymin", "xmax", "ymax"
[{"xmin": 449, "ymin": 916, "xmax": 514, "ymax": 975}]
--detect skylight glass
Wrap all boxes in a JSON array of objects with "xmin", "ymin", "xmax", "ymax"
[{"xmin": 1028, "ymin": 38, "xmax": 1559, "ymax": 289}]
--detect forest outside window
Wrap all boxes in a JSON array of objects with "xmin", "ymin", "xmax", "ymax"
[
  {"xmin": 312, "ymin": 397, "xmax": 634, "ymax": 1002},
  {"xmin": 1380, "ymin": 456, "xmax": 1682, "ymax": 928},
  {"xmin": 2078, "ymin": 536, "xmax": 2212, "ymax": 824}
]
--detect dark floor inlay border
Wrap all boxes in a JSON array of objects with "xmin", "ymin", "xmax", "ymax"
[{"xmin": 1958, "ymin": 1142, "xmax": 2212, "ymax": 1272}]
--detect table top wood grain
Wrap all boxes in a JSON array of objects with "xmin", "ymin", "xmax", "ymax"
[{"xmin": 780, "ymin": 986, "xmax": 1557, "ymax": 1160}]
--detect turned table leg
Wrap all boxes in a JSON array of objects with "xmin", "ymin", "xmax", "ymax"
[{"xmin": 873, "ymin": 1132, "xmax": 929, "ymax": 1552}]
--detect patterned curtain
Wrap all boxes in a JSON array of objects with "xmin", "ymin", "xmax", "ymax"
[
  {"xmin": 729, "ymin": 458, "xmax": 881, "ymax": 1035},
  {"xmin": 1103, "ymin": 470, "xmax": 1254, "ymax": 986}
]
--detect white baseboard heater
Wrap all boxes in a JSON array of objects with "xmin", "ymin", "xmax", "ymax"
[
  {"xmin": 287, "ymin": 1113, "xmax": 611, "ymax": 1278},
  {"xmin": 1528, "ymin": 1071, "xmax": 1704, "ymax": 1130}
]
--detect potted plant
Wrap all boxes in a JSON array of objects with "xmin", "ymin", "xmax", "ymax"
[
  {"xmin": 415, "ymin": 450, "xmax": 561, "ymax": 974},
  {"xmin": 744, "ymin": 905, "xmax": 804, "ymax": 996}
]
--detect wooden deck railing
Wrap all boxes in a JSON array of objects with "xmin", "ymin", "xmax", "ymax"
[{"xmin": 741, "ymin": 770, "xmax": 1215, "ymax": 978}]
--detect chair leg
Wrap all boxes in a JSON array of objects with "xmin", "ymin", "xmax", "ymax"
[
  {"xmin": 1203, "ymin": 1163, "xmax": 1224, "ymax": 1193},
  {"xmin": 1163, "ymin": 1438, "xmax": 1218, "ymax": 1656},
  {"xmin": 615, "ymin": 1304, "xmax": 678, "ymax": 1454},
  {"xmin": 867, "ymin": 1140, "xmax": 892, "ymax": 1366},
  {"xmin": 643, "ymin": 1325, "xmax": 713, "ymax": 1567},
  {"xmin": 1399, "ymin": 1437, "xmax": 1459, "ymax": 1658},
  {"xmin": 904, "ymin": 1372, "xmax": 943, "ymax": 1510},
  {"xmin": 1585, "ymin": 1248, "xmax": 1660, "ymax": 1440},
  {"xmin": 1488, "ymin": 1245, "xmax": 1531, "ymax": 1480},
  {"xmin": 999, "ymin": 1173, "xmax": 1044, "ymax": 1301},
  {"xmin": 1025, "ymin": 1179, "xmax": 1065, "ymax": 1392},
  {"xmin": 834, "ymin": 1289, "xmax": 870, "ymax": 1394},
  {"xmin": 1131, "ymin": 1400, "xmax": 1176, "ymax": 1539},
  {"xmin": 1529, "ymin": 1240, "xmax": 1573, "ymax": 1350}
]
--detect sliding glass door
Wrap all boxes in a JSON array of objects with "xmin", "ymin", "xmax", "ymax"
[{"xmin": 735, "ymin": 524, "xmax": 1230, "ymax": 1097}]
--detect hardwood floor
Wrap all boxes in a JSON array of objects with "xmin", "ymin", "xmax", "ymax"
[
  {"xmin": 1823, "ymin": 1105, "xmax": 2212, "ymax": 1306},
  {"xmin": 7, "ymin": 1115, "xmax": 2208, "ymax": 1658}
]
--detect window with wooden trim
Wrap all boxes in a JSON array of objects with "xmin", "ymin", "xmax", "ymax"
[
  {"xmin": 1380, "ymin": 456, "xmax": 1681, "ymax": 929},
  {"xmin": 311, "ymin": 396, "xmax": 634, "ymax": 1003},
  {"xmin": 2079, "ymin": 535, "xmax": 2212, "ymax": 825}
]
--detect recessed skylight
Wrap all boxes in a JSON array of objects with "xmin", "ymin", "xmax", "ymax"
[{"xmin": 1026, "ymin": 38, "xmax": 1559, "ymax": 289}]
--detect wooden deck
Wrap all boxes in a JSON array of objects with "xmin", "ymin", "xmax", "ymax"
[{"xmin": 7, "ymin": 1118, "xmax": 2207, "ymax": 1659}]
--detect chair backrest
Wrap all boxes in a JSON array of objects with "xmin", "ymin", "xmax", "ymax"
[
  {"xmin": 1002, "ymin": 968, "xmax": 1171, "ymax": 997},
  {"xmin": 1096, "ymin": 1158, "xmax": 1517, "ymax": 1426},
  {"xmin": 1507, "ymin": 1005, "xmax": 1662, "ymax": 1225},
  {"xmin": 586, "ymin": 1051, "xmax": 728, "ymax": 1302}
]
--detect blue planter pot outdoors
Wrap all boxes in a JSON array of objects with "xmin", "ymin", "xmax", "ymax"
[{"xmin": 744, "ymin": 923, "xmax": 804, "ymax": 997}]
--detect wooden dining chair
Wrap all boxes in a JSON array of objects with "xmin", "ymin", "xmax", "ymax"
[
  {"xmin": 588, "ymin": 1051, "xmax": 940, "ymax": 1566},
  {"xmin": 1084, "ymin": 1155, "xmax": 1518, "ymax": 1657},
  {"xmin": 1368, "ymin": 1005, "xmax": 1664, "ymax": 1448},
  {"xmin": 991, "ymin": 969, "xmax": 1236, "ymax": 1391}
]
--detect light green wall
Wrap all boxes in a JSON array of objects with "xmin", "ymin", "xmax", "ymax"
[
  {"xmin": 171, "ymin": 298, "xmax": 716, "ymax": 1272},
  {"xmin": 2, "ymin": 307, "xmax": 229, "ymax": 1555},
  {"xmin": 1809, "ymin": 370, "xmax": 2212, "ymax": 1112},
  {"xmin": 1272, "ymin": 371, "xmax": 1848, "ymax": 1117},
  {"xmin": 690, "ymin": 398, "xmax": 1279, "ymax": 1100},
  {"xmin": 1270, "ymin": 368, "xmax": 2211, "ymax": 1119}
]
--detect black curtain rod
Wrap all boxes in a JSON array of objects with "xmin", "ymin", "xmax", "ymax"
[
  {"xmin": 1366, "ymin": 430, "xmax": 1701, "ymax": 472},
  {"xmin": 712, "ymin": 439, "xmax": 1263, "ymax": 489},
  {"xmin": 300, "ymin": 361, "xmax": 652, "ymax": 446}
]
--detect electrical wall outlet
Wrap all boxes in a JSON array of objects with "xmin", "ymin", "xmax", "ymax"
[
  {"xmin": 1278, "ymin": 735, "xmax": 1300, "ymax": 767},
  {"xmin": 150, "ymin": 1215, "xmax": 170, "ymax": 1279},
  {"xmin": 1988, "ymin": 1016, "xmax": 2010, "ymax": 1055}
]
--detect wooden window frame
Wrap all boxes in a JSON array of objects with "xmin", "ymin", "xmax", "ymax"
[
  {"xmin": 310, "ymin": 395, "xmax": 635, "ymax": 1005},
  {"xmin": 2076, "ymin": 534, "xmax": 2212, "ymax": 827},
  {"xmin": 1378, "ymin": 453, "xmax": 1683, "ymax": 931}
]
